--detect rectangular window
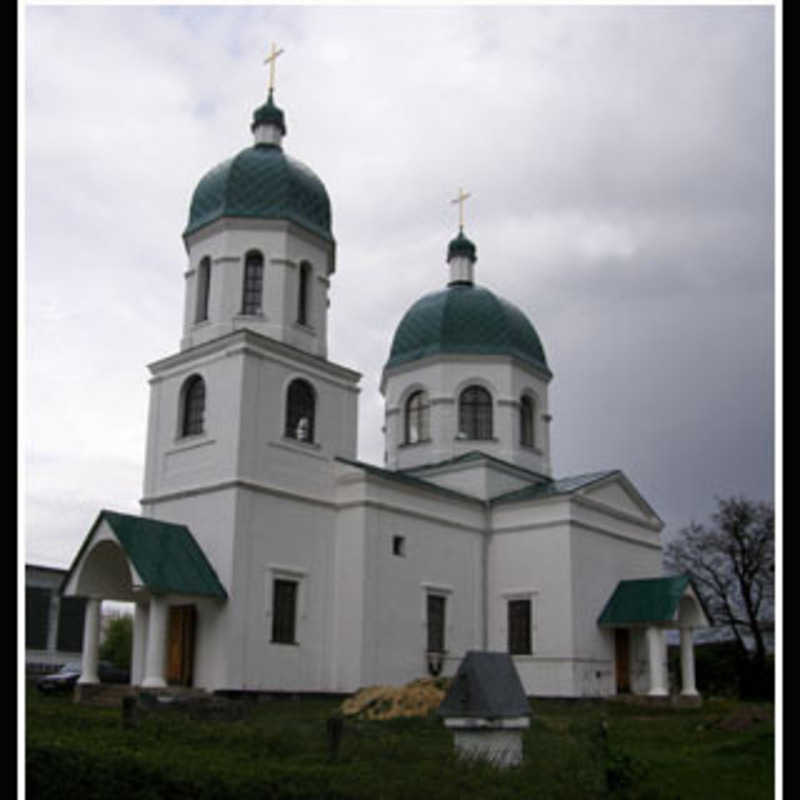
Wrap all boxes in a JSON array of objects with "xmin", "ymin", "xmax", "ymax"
[
  {"xmin": 297, "ymin": 263, "xmax": 310, "ymax": 325},
  {"xmin": 242, "ymin": 256, "xmax": 264, "ymax": 315},
  {"xmin": 392, "ymin": 535, "xmax": 406, "ymax": 557},
  {"xmin": 508, "ymin": 598, "xmax": 532, "ymax": 655},
  {"xmin": 26, "ymin": 587, "xmax": 50, "ymax": 649},
  {"xmin": 56, "ymin": 596, "xmax": 87, "ymax": 652},
  {"xmin": 426, "ymin": 594, "xmax": 446, "ymax": 653},
  {"xmin": 195, "ymin": 258, "xmax": 211, "ymax": 322},
  {"xmin": 271, "ymin": 579, "xmax": 298, "ymax": 644}
]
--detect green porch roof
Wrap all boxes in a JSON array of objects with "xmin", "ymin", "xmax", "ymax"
[
  {"xmin": 597, "ymin": 575, "xmax": 695, "ymax": 627},
  {"xmin": 66, "ymin": 510, "xmax": 228, "ymax": 599}
]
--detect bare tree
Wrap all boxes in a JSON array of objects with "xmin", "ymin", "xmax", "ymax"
[{"xmin": 664, "ymin": 495, "xmax": 774, "ymax": 697}]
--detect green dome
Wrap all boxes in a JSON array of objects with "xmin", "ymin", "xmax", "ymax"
[
  {"xmin": 251, "ymin": 90, "xmax": 286, "ymax": 135},
  {"xmin": 385, "ymin": 284, "xmax": 551, "ymax": 375},
  {"xmin": 184, "ymin": 144, "xmax": 332, "ymax": 241},
  {"xmin": 447, "ymin": 231, "xmax": 477, "ymax": 263}
]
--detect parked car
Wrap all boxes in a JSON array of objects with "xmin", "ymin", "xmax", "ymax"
[{"xmin": 36, "ymin": 661, "xmax": 130, "ymax": 693}]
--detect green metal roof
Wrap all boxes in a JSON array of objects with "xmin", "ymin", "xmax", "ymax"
[
  {"xmin": 185, "ymin": 143, "xmax": 332, "ymax": 241},
  {"xmin": 490, "ymin": 470, "xmax": 618, "ymax": 506},
  {"xmin": 597, "ymin": 575, "xmax": 694, "ymax": 627},
  {"xmin": 69, "ymin": 510, "xmax": 228, "ymax": 598},
  {"xmin": 385, "ymin": 284, "xmax": 551, "ymax": 375}
]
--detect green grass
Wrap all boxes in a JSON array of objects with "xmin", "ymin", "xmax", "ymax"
[{"xmin": 25, "ymin": 684, "xmax": 774, "ymax": 800}]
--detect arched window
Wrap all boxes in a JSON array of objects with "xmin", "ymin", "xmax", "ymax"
[
  {"xmin": 181, "ymin": 375, "xmax": 206, "ymax": 437},
  {"xmin": 285, "ymin": 379, "xmax": 315, "ymax": 442},
  {"xmin": 404, "ymin": 390, "xmax": 430, "ymax": 444},
  {"xmin": 195, "ymin": 257, "xmax": 211, "ymax": 323},
  {"xmin": 520, "ymin": 395, "xmax": 535, "ymax": 447},
  {"xmin": 241, "ymin": 251, "xmax": 264, "ymax": 315},
  {"xmin": 458, "ymin": 385, "xmax": 493, "ymax": 440},
  {"xmin": 297, "ymin": 262, "xmax": 311, "ymax": 325}
]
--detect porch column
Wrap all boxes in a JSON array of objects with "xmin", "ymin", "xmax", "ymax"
[
  {"xmin": 78, "ymin": 597, "xmax": 102, "ymax": 684},
  {"xmin": 131, "ymin": 601, "xmax": 149, "ymax": 686},
  {"xmin": 646, "ymin": 626, "xmax": 667, "ymax": 696},
  {"xmin": 679, "ymin": 627, "xmax": 698, "ymax": 696},
  {"xmin": 141, "ymin": 595, "xmax": 168, "ymax": 689}
]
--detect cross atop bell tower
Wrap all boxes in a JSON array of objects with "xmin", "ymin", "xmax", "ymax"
[
  {"xmin": 450, "ymin": 187, "xmax": 471, "ymax": 232},
  {"xmin": 263, "ymin": 42, "xmax": 284, "ymax": 94}
]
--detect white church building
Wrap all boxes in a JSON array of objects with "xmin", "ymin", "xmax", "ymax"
[{"xmin": 61, "ymin": 74, "xmax": 709, "ymax": 700}]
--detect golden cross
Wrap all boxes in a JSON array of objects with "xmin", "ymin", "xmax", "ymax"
[
  {"xmin": 450, "ymin": 187, "xmax": 471, "ymax": 231},
  {"xmin": 264, "ymin": 42, "xmax": 285, "ymax": 93}
]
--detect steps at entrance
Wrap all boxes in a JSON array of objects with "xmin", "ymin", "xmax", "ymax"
[
  {"xmin": 73, "ymin": 683, "xmax": 136, "ymax": 707},
  {"xmin": 74, "ymin": 683, "xmax": 208, "ymax": 707}
]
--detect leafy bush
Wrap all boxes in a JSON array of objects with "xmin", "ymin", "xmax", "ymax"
[{"xmin": 99, "ymin": 615, "xmax": 133, "ymax": 671}]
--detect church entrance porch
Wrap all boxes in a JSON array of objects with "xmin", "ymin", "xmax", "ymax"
[
  {"xmin": 598, "ymin": 574, "xmax": 711, "ymax": 699},
  {"xmin": 60, "ymin": 510, "xmax": 228, "ymax": 696}
]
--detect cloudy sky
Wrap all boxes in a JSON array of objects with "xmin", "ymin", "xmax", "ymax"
[{"xmin": 22, "ymin": 3, "xmax": 777, "ymax": 570}]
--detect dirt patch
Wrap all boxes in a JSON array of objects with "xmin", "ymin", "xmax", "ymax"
[
  {"xmin": 715, "ymin": 705, "xmax": 773, "ymax": 732},
  {"xmin": 340, "ymin": 677, "xmax": 453, "ymax": 720}
]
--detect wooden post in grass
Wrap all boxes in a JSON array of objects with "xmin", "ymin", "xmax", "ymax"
[{"xmin": 326, "ymin": 714, "xmax": 344, "ymax": 760}]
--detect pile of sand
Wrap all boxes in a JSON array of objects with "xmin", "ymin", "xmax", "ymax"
[{"xmin": 340, "ymin": 677, "xmax": 452, "ymax": 720}]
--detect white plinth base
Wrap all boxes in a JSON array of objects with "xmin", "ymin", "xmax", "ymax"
[{"xmin": 452, "ymin": 729, "xmax": 525, "ymax": 767}]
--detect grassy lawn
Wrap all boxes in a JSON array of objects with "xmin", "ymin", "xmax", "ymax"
[{"xmin": 25, "ymin": 684, "xmax": 774, "ymax": 800}]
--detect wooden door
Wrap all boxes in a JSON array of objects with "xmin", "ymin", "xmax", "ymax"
[
  {"xmin": 615, "ymin": 628, "xmax": 631, "ymax": 693},
  {"xmin": 167, "ymin": 605, "xmax": 196, "ymax": 686}
]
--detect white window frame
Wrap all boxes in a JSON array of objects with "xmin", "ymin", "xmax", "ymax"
[
  {"xmin": 265, "ymin": 564, "xmax": 308, "ymax": 645},
  {"xmin": 501, "ymin": 589, "xmax": 538, "ymax": 657}
]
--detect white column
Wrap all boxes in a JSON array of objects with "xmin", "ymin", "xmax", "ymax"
[
  {"xmin": 78, "ymin": 597, "xmax": 102, "ymax": 684},
  {"xmin": 646, "ymin": 626, "xmax": 667, "ymax": 696},
  {"xmin": 141, "ymin": 596, "xmax": 168, "ymax": 689},
  {"xmin": 679, "ymin": 628, "xmax": 698, "ymax": 696},
  {"xmin": 131, "ymin": 602, "xmax": 149, "ymax": 686}
]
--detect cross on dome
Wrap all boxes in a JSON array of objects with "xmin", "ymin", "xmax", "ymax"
[
  {"xmin": 450, "ymin": 187, "xmax": 471, "ymax": 232},
  {"xmin": 263, "ymin": 42, "xmax": 285, "ymax": 94}
]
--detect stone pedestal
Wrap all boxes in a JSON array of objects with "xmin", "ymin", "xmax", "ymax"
[{"xmin": 446, "ymin": 717, "xmax": 530, "ymax": 767}]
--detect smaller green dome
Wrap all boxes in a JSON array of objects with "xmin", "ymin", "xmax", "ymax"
[
  {"xmin": 447, "ymin": 231, "xmax": 477, "ymax": 263},
  {"xmin": 385, "ymin": 284, "xmax": 551, "ymax": 376},
  {"xmin": 251, "ymin": 90, "xmax": 286, "ymax": 135}
]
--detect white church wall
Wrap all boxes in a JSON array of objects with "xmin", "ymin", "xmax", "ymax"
[
  {"xmin": 235, "ymin": 343, "xmax": 360, "ymax": 492},
  {"xmin": 229, "ymin": 487, "xmax": 340, "ymax": 692},
  {"xmin": 143, "ymin": 345, "xmax": 245, "ymax": 498},
  {"xmin": 332, "ymin": 505, "xmax": 369, "ymax": 692},
  {"xmin": 487, "ymin": 503, "xmax": 577, "ymax": 696},
  {"xmin": 359, "ymin": 502, "xmax": 485, "ymax": 687},
  {"xmin": 333, "ymin": 466, "xmax": 487, "ymax": 690}
]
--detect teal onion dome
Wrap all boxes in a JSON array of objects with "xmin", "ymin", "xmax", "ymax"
[
  {"xmin": 447, "ymin": 230, "xmax": 477, "ymax": 263},
  {"xmin": 385, "ymin": 283, "xmax": 551, "ymax": 376},
  {"xmin": 251, "ymin": 90, "xmax": 286, "ymax": 135},
  {"xmin": 184, "ymin": 144, "xmax": 332, "ymax": 241}
]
